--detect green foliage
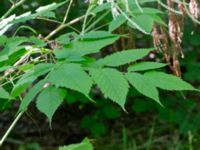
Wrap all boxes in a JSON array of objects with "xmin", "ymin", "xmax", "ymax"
[
  {"xmin": 96, "ymin": 48, "xmax": 154, "ymax": 67},
  {"xmin": 144, "ymin": 71, "xmax": 195, "ymax": 91},
  {"xmin": 48, "ymin": 63, "xmax": 93, "ymax": 97},
  {"xmin": 19, "ymin": 80, "xmax": 46, "ymax": 112},
  {"xmin": 128, "ymin": 61, "xmax": 167, "ymax": 72},
  {"xmin": 0, "ymin": 87, "xmax": 13, "ymax": 100},
  {"xmin": 36, "ymin": 86, "xmax": 66, "ymax": 123},
  {"xmin": 0, "ymin": 1, "xmax": 68, "ymax": 35},
  {"xmin": 90, "ymin": 68, "xmax": 129, "ymax": 109},
  {"xmin": 109, "ymin": 14, "xmax": 126, "ymax": 32},
  {"xmin": 132, "ymin": 15, "xmax": 154, "ymax": 33},
  {"xmin": 81, "ymin": 116, "xmax": 107, "ymax": 137},
  {"xmin": 59, "ymin": 138, "xmax": 93, "ymax": 150},
  {"xmin": 0, "ymin": 0, "xmax": 199, "ymax": 149},
  {"xmin": 54, "ymin": 31, "xmax": 119, "ymax": 59},
  {"xmin": 1, "ymin": 29, "xmax": 196, "ymax": 122},
  {"xmin": 17, "ymin": 143, "xmax": 42, "ymax": 150},
  {"xmin": 11, "ymin": 72, "xmax": 36, "ymax": 97},
  {"xmin": 12, "ymin": 63, "xmax": 54, "ymax": 97},
  {"xmin": 126, "ymin": 72, "xmax": 160, "ymax": 105}
]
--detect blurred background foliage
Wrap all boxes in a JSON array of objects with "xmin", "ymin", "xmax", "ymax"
[{"xmin": 0, "ymin": 0, "xmax": 200, "ymax": 150}]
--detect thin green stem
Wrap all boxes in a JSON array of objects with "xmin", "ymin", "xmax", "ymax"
[
  {"xmin": 0, "ymin": 74, "xmax": 22, "ymax": 87},
  {"xmin": 135, "ymin": 0, "xmax": 143, "ymax": 13},
  {"xmin": 67, "ymin": 25, "xmax": 80, "ymax": 33},
  {"xmin": 92, "ymin": 22, "xmax": 109, "ymax": 31},
  {"xmin": 0, "ymin": 77, "xmax": 24, "ymax": 147},
  {"xmin": 115, "ymin": 4, "xmax": 150, "ymax": 34},
  {"xmin": 36, "ymin": 17, "xmax": 62, "ymax": 24},
  {"xmin": 0, "ymin": 112, "xmax": 23, "ymax": 146},
  {"xmin": 62, "ymin": 0, "xmax": 73, "ymax": 24},
  {"xmin": 85, "ymin": 15, "xmax": 95, "ymax": 28},
  {"xmin": 9, "ymin": 0, "xmax": 14, "ymax": 5},
  {"xmin": 157, "ymin": 0, "xmax": 182, "ymax": 14},
  {"xmin": 12, "ymin": 25, "xmax": 37, "ymax": 37},
  {"xmin": 188, "ymin": 131, "xmax": 194, "ymax": 150},
  {"xmin": 1, "ymin": 0, "xmax": 26, "ymax": 20},
  {"xmin": 85, "ymin": 10, "xmax": 110, "ymax": 33},
  {"xmin": 81, "ymin": 4, "xmax": 95, "ymax": 36},
  {"xmin": 44, "ymin": 15, "xmax": 85, "ymax": 40}
]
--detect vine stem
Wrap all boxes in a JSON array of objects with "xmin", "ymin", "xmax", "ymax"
[
  {"xmin": 1, "ymin": 0, "xmax": 26, "ymax": 20},
  {"xmin": 0, "ymin": 112, "xmax": 24, "ymax": 146}
]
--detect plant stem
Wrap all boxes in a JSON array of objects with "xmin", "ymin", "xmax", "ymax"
[
  {"xmin": 1, "ymin": 0, "xmax": 26, "ymax": 20},
  {"xmin": 115, "ymin": 4, "xmax": 150, "ymax": 34},
  {"xmin": 182, "ymin": 0, "xmax": 200, "ymax": 25},
  {"xmin": 44, "ymin": 15, "xmax": 85, "ymax": 40},
  {"xmin": 0, "ymin": 77, "xmax": 26, "ymax": 147},
  {"xmin": 62, "ymin": 0, "xmax": 73, "ymax": 24},
  {"xmin": 135, "ymin": 0, "xmax": 143, "ymax": 13},
  {"xmin": 0, "ymin": 112, "xmax": 24, "ymax": 146},
  {"xmin": 81, "ymin": 4, "xmax": 95, "ymax": 36},
  {"xmin": 157, "ymin": 0, "xmax": 182, "ymax": 14},
  {"xmin": 84, "ymin": 10, "xmax": 110, "ymax": 33},
  {"xmin": 36, "ymin": 17, "xmax": 62, "ymax": 24}
]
